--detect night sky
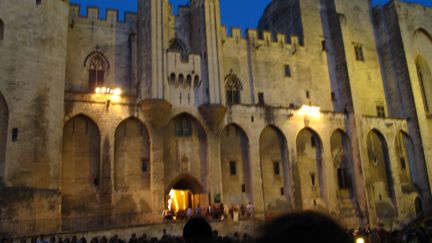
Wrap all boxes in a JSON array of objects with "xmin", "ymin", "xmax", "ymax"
[{"xmin": 69, "ymin": 0, "xmax": 432, "ymax": 29}]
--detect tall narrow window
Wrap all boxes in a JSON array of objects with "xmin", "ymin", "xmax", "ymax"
[
  {"xmin": 258, "ymin": 92, "xmax": 265, "ymax": 105},
  {"xmin": 415, "ymin": 58, "xmax": 432, "ymax": 115},
  {"xmin": 284, "ymin": 65, "xmax": 291, "ymax": 77},
  {"xmin": 354, "ymin": 44, "xmax": 364, "ymax": 61},
  {"xmin": 225, "ymin": 71, "xmax": 243, "ymax": 106},
  {"xmin": 229, "ymin": 161, "xmax": 237, "ymax": 176},
  {"xmin": 175, "ymin": 116, "xmax": 192, "ymax": 137},
  {"xmin": 84, "ymin": 47, "xmax": 110, "ymax": 92},
  {"xmin": 0, "ymin": 19, "xmax": 4, "ymax": 41},
  {"xmin": 273, "ymin": 161, "xmax": 280, "ymax": 176},
  {"xmin": 89, "ymin": 56, "xmax": 106, "ymax": 92}
]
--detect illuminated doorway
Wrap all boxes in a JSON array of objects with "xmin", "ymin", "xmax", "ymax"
[{"xmin": 165, "ymin": 175, "xmax": 208, "ymax": 220}]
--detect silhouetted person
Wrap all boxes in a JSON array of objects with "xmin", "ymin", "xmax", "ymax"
[
  {"xmin": 256, "ymin": 211, "xmax": 352, "ymax": 243},
  {"xmin": 183, "ymin": 217, "xmax": 212, "ymax": 243},
  {"xmin": 128, "ymin": 234, "xmax": 137, "ymax": 243}
]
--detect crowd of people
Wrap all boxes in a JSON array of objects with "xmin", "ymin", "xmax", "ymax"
[
  {"xmin": 1, "ymin": 211, "xmax": 431, "ymax": 243},
  {"xmin": 163, "ymin": 203, "xmax": 254, "ymax": 222},
  {"xmin": 347, "ymin": 225, "xmax": 431, "ymax": 243}
]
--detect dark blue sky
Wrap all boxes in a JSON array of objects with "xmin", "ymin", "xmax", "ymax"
[{"xmin": 69, "ymin": 0, "xmax": 432, "ymax": 29}]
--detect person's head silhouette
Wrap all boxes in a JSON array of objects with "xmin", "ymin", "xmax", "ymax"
[
  {"xmin": 256, "ymin": 211, "xmax": 352, "ymax": 243},
  {"xmin": 183, "ymin": 217, "xmax": 212, "ymax": 243}
]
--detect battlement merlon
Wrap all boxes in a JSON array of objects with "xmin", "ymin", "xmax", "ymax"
[
  {"xmin": 69, "ymin": 4, "xmax": 138, "ymax": 27},
  {"xmin": 220, "ymin": 26, "xmax": 300, "ymax": 48}
]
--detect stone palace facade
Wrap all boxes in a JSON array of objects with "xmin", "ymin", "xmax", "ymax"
[{"xmin": 0, "ymin": 0, "xmax": 432, "ymax": 235}]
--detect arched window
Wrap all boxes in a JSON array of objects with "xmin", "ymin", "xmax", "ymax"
[
  {"xmin": 225, "ymin": 71, "xmax": 243, "ymax": 105},
  {"xmin": 84, "ymin": 47, "xmax": 110, "ymax": 92},
  {"xmin": 0, "ymin": 19, "xmax": 4, "ymax": 41},
  {"xmin": 415, "ymin": 57, "xmax": 432, "ymax": 115}
]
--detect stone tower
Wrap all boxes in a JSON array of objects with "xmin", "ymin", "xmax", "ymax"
[
  {"xmin": 190, "ymin": 0, "xmax": 224, "ymax": 105},
  {"xmin": 0, "ymin": 0, "xmax": 69, "ymax": 228}
]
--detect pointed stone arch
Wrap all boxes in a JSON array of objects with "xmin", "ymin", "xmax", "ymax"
[
  {"xmin": 62, "ymin": 114, "xmax": 101, "ymax": 219},
  {"xmin": 114, "ymin": 117, "xmax": 151, "ymax": 191},
  {"xmin": 366, "ymin": 129, "xmax": 395, "ymax": 200},
  {"xmin": 0, "ymin": 92, "xmax": 8, "ymax": 182},
  {"xmin": 296, "ymin": 128, "xmax": 326, "ymax": 209},
  {"xmin": 166, "ymin": 174, "xmax": 204, "ymax": 194},
  {"xmin": 163, "ymin": 113, "xmax": 208, "ymax": 192},
  {"xmin": 414, "ymin": 28, "xmax": 432, "ymax": 43},
  {"xmin": 259, "ymin": 125, "xmax": 291, "ymax": 214},
  {"xmin": 330, "ymin": 129, "xmax": 354, "ymax": 196},
  {"xmin": 415, "ymin": 56, "xmax": 432, "ymax": 115},
  {"xmin": 395, "ymin": 131, "xmax": 417, "ymax": 185},
  {"xmin": 219, "ymin": 123, "xmax": 252, "ymax": 204}
]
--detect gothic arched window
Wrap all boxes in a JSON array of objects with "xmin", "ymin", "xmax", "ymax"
[
  {"xmin": 84, "ymin": 47, "xmax": 110, "ymax": 92},
  {"xmin": 225, "ymin": 71, "xmax": 243, "ymax": 106},
  {"xmin": 0, "ymin": 19, "xmax": 4, "ymax": 41},
  {"xmin": 415, "ymin": 56, "xmax": 432, "ymax": 115}
]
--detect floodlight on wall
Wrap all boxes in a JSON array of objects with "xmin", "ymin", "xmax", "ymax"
[
  {"xmin": 298, "ymin": 105, "xmax": 321, "ymax": 119},
  {"xmin": 356, "ymin": 237, "xmax": 365, "ymax": 243},
  {"xmin": 95, "ymin": 86, "xmax": 122, "ymax": 110}
]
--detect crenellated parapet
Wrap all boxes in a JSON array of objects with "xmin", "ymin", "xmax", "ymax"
[
  {"xmin": 220, "ymin": 26, "xmax": 301, "ymax": 50},
  {"xmin": 69, "ymin": 4, "xmax": 137, "ymax": 29}
]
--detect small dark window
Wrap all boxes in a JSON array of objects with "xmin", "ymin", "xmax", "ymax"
[
  {"xmin": 258, "ymin": 92, "xmax": 265, "ymax": 105},
  {"xmin": 400, "ymin": 157, "xmax": 406, "ymax": 170},
  {"xmin": 93, "ymin": 178, "xmax": 100, "ymax": 186},
  {"xmin": 376, "ymin": 106, "xmax": 385, "ymax": 118},
  {"xmin": 251, "ymin": 116, "xmax": 254, "ymax": 122},
  {"xmin": 321, "ymin": 40, "xmax": 326, "ymax": 51},
  {"xmin": 354, "ymin": 45, "xmax": 364, "ymax": 61},
  {"xmin": 142, "ymin": 159, "xmax": 149, "ymax": 172},
  {"xmin": 284, "ymin": 65, "xmax": 291, "ymax": 77},
  {"xmin": 0, "ymin": 19, "xmax": 4, "ymax": 41},
  {"xmin": 36, "ymin": 0, "xmax": 42, "ymax": 5},
  {"xmin": 310, "ymin": 173, "xmax": 316, "ymax": 186},
  {"xmin": 280, "ymin": 187, "xmax": 284, "ymax": 196},
  {"xmin": 229, "ymin": 161, "xmax": 237, "ymax": 176},
  {"xmin": 241, "ymin": 184, "xmax": 246, "ymax": 193},
  {"xmin": 12, "ymin": 128, "xmax": 18, "ymax": 142},
  {"xmin": 273, "ymin": 161, "xmax": 280, "ymax": 176},
  {"xmin": 331, "ymin": 92, "xmax": 336, "ymax": 101},
  {"xmin": 306, "ymin": 91, "xmax": 310, "ymax": 99}
]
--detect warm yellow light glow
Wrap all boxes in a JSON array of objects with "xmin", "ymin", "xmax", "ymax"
[
  {"xmin": 111, "ymin": 95, "xmax": 121, "ymax": 102},
  {"xmin": 101, "ymin": 87, "xmax": 107, "ymax": 94},
  {"xmin": 95, "ymin": 87, "xmax": 101, "ymax": 94},
  {"xmin": 113, "ymin": 88, "xmax": 122, "ymax": 96},
  {"xmin": 298, "ymin": 105, "xmax": 321, "ymax": 118},
  {"xmin": 356, "ymin": 238, "xmax": 365, "ymax": 243}
]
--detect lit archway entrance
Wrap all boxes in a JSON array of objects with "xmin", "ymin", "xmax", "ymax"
[{"xmin": 165, "ymin": 175, "xmax": 206, "ymax": 220}]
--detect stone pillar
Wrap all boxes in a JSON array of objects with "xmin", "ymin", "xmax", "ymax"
[
  {"xmin": 321, "ymin": 140, "xmax": 339, "ymax": 215},
  {"xmin": 207, "ymin": 132, "xmax": 223, "ymax": 203},
  {"xmin": 149, "ymin": 128, "xmax": 165, "ymax": 223},
  {"xmin": 248, "ymin": 133, "xmax": 265, "ymax": 219}
]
